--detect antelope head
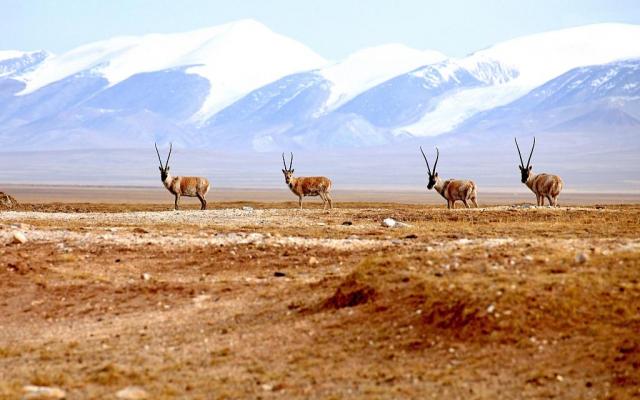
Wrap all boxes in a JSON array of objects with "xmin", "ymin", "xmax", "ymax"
[
  {"xmin": 155, "ymin": 142, "xmax": 172, "ymax": 182},
  {"xmin": 514, "ymin": 137, "xmax": 535, "ymax": 183},
  {"xmin": 281, "ymin": 152, "xmax": 294, "ymax": 184},
  {"xmin": 420, "ymin": 146, "xmax": 440, "ymax": 190}
]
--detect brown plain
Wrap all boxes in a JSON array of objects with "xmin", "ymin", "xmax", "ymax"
[{"xmin": 0, "ymin": 186, "xmax": 639, "ymax": 399}]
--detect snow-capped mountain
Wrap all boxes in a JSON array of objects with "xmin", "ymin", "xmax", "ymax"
[
  {"xmin": 338, "ymin": 57, "xmax": 518, "ymax": 129},
  {"xmin": 1, "ymin": 21, "xmax": 640, "ymax": 152},
  {"xmin": 15, "ymin": 20, "xmax": 327, "ymax": 119},
  {"xmin": 318, "ymin": 44, "xmax": 446, "ymax": 111},
  {"xmin": 454, "ymin": 58, "xmax": 640, "ymax": 134},
  {"xmin": 400, "ymin": 23, "xmax": 640, "ymax": 137},
  {"xmin": 199, "ymin": 44, "xmax": 446, "ymax": 149}
]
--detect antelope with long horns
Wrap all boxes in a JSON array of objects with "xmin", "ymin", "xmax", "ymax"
[
  {"xmin": 155, "ymin": 143, "xmax": 211, "ymax": 210},
  {"xmin": 514, "ymin": 137, "xmax": 563, "ymax": 207},
  {"xmin": 281, "ymin": 152, "xmax": 333, "ymax": 210},
  {"xmin": 420, "ymin": 146, "xmax": 478, "ymax": 209}
]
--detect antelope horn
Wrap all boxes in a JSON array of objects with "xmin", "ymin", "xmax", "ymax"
[
  {"xmin": 289, "ymin": 152, "xmax": 293, "ymax": 170},
  {"xmin": 514, "ymin": 138, "xmax": 525, "ymax": 167},
  {"xmin": 526, "ymin": 137, "xmax": 535, "ymax": 168},
  {"xmin": 433, "ymin": 147, "xmax": 440, "ymax": 173},
  {"xmin": 165, "ymin": 142, "xmax": 172, "ymax": 167},
  {"xmin": 420, "ymin": 146, "xmax": 431, "ymax": 175},
  {"xmin": 155, "ymin": 142, "xmax": 163, "ymax": 168},
  {"xmin": 282, "ymin": 153, "xmax": 287, "ymax": 170}
]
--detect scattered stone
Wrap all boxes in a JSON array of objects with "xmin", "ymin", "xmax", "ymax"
[
  {"xmin": 342, "ymin": 221, "xmax": 353, "ymax": 226},
  {"xmin": 242, "ymin": 206, "xmax": 254, "ymax": 211},
  {"xmin": 274, "ymin": 271, "xmax": 286, "ymax": 277},
  {"xmin": 404, "ymin": 234, "xmax": 418, "ymax": 239},
  {"xmin": 574, "ymin": 252, "xmax": 589, "ymax": 264},
  {"xmin": 382, "ymin": 218, "xmax": 397, "ymax": 228},
  {"xmin": 133, "ymin": 227, "xmax": 149, "ymax": 234},
  {"xmin": 382, "ymin": 218, "xmax": 412, "ymax": 228},
  {"xmin": 487, "ymin": 304, "xmax": 496, "ymax": 314},
  {"xmin": 22, "ymin": 385, "xmax": 66, "ymax": 400},
  {"xmin": 0, "ymin": 192, "xmax": 18, "ymax": 210},
  {"xmin": 12, "ymin": 231, "xmax": 27, "ymax": 244},
  {"xmin": 308, "ymin": 256, "xmax": 319, "ymax": 266},
  {"xmin": 141, "ymin": 272, "xmax": 151, "ymax": 281},
  {"xmin": 116, "ymin": 386, "xmax": 149, "ymax": 400},
  {"xmin": 595, "ymin": 205, "xmax": 605, "ymax": 210}
]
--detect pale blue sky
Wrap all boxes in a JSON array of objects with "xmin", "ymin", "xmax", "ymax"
[{"xmin": 3, "ymin": 0, "xmax": 639, "ymax": 59}]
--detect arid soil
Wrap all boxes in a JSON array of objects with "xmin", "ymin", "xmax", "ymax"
[{"xmin": 0, "ymin": 201, "xmax": 639, "ymax": 399}]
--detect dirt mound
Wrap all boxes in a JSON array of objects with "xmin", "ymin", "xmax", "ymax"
[
  {"xmin": 316, "ymin": 256, "xmax": 496, "ymax": 340},
  {"xmin": 420, "ymin": 296, "xmax": 494, "ymax": 339},
  {"xmin": 320, "ymin": 275, "xmax": 377, "ymax": 309},
  {"xmin": 0, "ymin": 192, "xmax": 18, "ymax": 209}
]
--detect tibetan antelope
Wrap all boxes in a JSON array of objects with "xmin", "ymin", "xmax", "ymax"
[
  {"xmin": 514, "ymin": 137, "xmax": 563, "ymax": 206},
  {"xmin": 155, "ymin": 143, "xmax": 210, "ymax": 210},
  {"xmin": 281, "ymin": 152, "xmax": 333, "ymax": 210},
  {"xmin": 420, "ymin": 146, "xmax": 478, "ymax": 209}
]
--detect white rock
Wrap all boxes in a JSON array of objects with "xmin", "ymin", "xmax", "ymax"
[
  {"xmin": 12, "ymin": 231, "xmax": 27, "ymax": 244},
  {"xmin": 487, "ymin": 304, "xmax": 496, "ymax": 314},
  {"xmin": 116, "ymin": 386, "xmax": 149, "ymax": 400},
  {"xmin": 382, "ymin": 218, "xmax": 397, "ymax": 228},
  {"xmin": 308, "ymin": 256, "xmax": 319, "ymax": 266},
  {"xmin": 242, "ymin": 206, "xmax": 254, "ymax": 211},
  {"xmin": 141, "ymin": 273, "xmax": 151, "ymax": 281},
  {"xmin": 22, "ymin": 385, "xmax": 66, "ymax": 400}
]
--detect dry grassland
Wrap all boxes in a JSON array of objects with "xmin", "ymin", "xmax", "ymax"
[{"xmin": 0, "ymin": 201, "xmax": 638, "ymax": 399}]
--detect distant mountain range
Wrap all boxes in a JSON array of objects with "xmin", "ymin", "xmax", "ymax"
[{"xmin": 1, "ymin": 20, "xmax": 639, "ymax": 152}]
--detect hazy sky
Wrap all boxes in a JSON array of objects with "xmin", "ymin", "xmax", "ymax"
[{"xmin": 3, "ymin": 0, "xmax": 639, "ymax": 59}]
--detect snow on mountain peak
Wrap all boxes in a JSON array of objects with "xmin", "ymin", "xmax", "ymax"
[
  {"xmin": 412, "ymin": 55, "xmax": 518, "ymax": 86},
  {"xmin": 0, "ymin": 50, "xmax": 33, "ymax": 62},
  {"xmin": 0, "ymin": 50, "xmax": 50, "ymax": 78},
  {"xmin": 187, "ymin": 20, "xmax": 328, "ymax": 120},
  {"xmin": 475, "ymin": 23, "xmax": 640, "ymax": 85},
  {"xmin": 15, "ymin": 19, "xmax": 327, "ymax": 120},
  {"xmin": 319, "ymin": 44, "xmax": 446, "ymax": 111}
]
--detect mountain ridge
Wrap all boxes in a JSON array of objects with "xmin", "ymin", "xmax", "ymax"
[{"xmin": 1, "ymin": 21, "xmax": 640, "ymax": 151}]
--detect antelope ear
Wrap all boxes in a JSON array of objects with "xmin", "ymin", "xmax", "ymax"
[
  {"xmin": 528, "ymin": 165, "xmax": 532, "ymax": 171},
  {"xmin": 435, "ymin": 172, "xmax": 438, "ymax": 177},
  {"xmin": 159, "ymin": 166, "xmax": 162, "ymax": 171},
  {"xmin": 282, "ymin": 169, "xmax": 286, "ymax": 173},
  {"xmin": 291, "ymin": 169, "xmax": 294, "ymax": 173},
  {"xmin": 166, "ymin": 166, "xmax": 170, "ymax": 171}
]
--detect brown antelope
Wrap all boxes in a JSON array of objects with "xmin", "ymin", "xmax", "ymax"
[
  {"xmin": 155, "ymin": 143, "xmax": 210, "ymax": 210},
  {"xmin": 420, "ymin": 146, "xmax": 478, "ymax": 209},
  {"xmin": 281, "ymin": 152, "xmax": 333, "ymax": 210},
  {"xmin": 514, "ymin": 137, "xmax": 563, "ymax": 206}
]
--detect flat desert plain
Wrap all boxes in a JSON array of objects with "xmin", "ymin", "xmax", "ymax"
[{"xmin": 0, "ymin": 186, "xmax": 639, "ymax": 399}]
